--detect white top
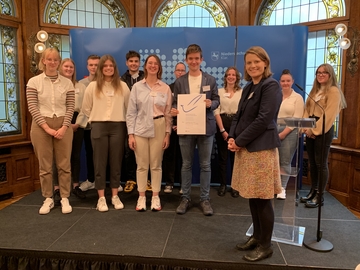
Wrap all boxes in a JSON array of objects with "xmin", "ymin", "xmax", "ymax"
[
  {"xmin": 214, "ymin": 87, "xmax": 243, "ymax": 115},
  {"xmin": 188, "ymin": 74, "xmax": 201, "ymax": 95},
  {"xmin": 278, "ymin": 89, "xmax": 305, "ymax": 130},
  {"xmin": 74, "ymin": 82, "xmax": 86, "ymax": 113},
  {"xmin": 26, "ymin": 72, "xmax": 75, "ymax": 122},
  {"xmin": 81, "ymin": 80, "xmax": 130, "ymax": 124}
]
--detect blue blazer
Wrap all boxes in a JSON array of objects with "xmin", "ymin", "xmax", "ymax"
[
  {"xmin": 172, "ymin": 72, "xmax": 220, "ymax": 136},
  {"xmin": 229, "ymin": 77, "xmax": 282, "ymax": 152}
]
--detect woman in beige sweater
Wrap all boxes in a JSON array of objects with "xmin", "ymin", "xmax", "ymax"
[
  {"xmin": 81, "ymin": 55, "xmax": 130, "ymax": 212},
  {"xmin": 301, "ymin": 63, "xmax": 346, "ymax": 208}
]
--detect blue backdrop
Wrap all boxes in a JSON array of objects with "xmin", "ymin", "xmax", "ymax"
[{"xmin": 69, "ymin": 26, "xmax": 308, "ymax": 184}]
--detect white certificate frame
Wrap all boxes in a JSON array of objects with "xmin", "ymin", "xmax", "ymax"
[{"xmin": 177, "ymin": 93, "xmax": 206, "ymax": 135}]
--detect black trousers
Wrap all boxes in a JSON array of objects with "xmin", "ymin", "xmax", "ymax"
[
  {"xmin": 83, "ymin": 128, "xmax": 95, "ymax": 183},
  {"xmin": 162, "ymin": 131, "xmax": 182, "ymax": 186},
  {"xmin": 215, "ymin": 114, "xmax": 235, "ymax": 186},
  {"xmin": 306, "ymin": 125, "xmax": 334, "ymax": 192}
]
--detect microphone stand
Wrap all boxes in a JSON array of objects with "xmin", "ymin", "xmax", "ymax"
[{"xmin": 295, "ymin": 83, "xmax": 333, "ymax": 252}]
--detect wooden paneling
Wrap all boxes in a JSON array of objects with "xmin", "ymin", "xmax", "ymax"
[{"xmin": 350, "ymin": 157, "xmax": 360, "ymax": 212}]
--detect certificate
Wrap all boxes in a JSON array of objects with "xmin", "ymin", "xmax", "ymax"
[{"xmin": 177, "ymin": 93, "xmax": 206, "ymax": 135}]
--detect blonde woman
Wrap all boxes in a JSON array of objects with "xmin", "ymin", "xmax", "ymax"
[
  {"xmin": 301, "ymin": 63, "xmax": 346, "ymax": 208},
  {"xmin": 81, "ymin": 55, "xmax": 130, "ymax": 212},
  {"xmin": 53, "ymin": 58, "xmax": 87, "ymax": 202},
  {"xmin": 26, "ymin": 48, "xmax": 75, "ymax": 214}
]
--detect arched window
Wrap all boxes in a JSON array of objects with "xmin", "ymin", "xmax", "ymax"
[
  {"xmin": 43, "ymin": 0, "xmax": 129, "ymax": 58},
  {"xmin": 0, "ymin": 0, "xmax": 21, "ymax": 136},
  {"xmin": 257, "ymin": 0, "xmax": 346, "ymax": 140},
  {"xmin": 153, "ymin": 0, "xmax": 229, "ymax": 27}
]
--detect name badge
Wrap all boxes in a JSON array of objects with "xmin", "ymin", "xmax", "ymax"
[
  {"xmin": 203, "ymin": 85, "xmax": 210, "ymax": 92},
  {"xmin": 75, "ymin": 88, "xmax": 80, "ymax": 94},
  {"xmin": 106, "ymin": 90, "xmax": 114, "ymax": 97},
  {"xmin": 248, "ymin": 92, "xmax": 254, "ymax": 99},
  {"xmin": 150, "ymin": 91, "xmax": 157, "ymax": 97},
  {"xmin": 223, "ymin": 93, "xmax": 230, "ymax": 98}
]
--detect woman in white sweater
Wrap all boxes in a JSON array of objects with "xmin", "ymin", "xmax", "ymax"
[
  {"xmin": 276, "ymin": 69, "xmax": 304, "ymax": 199},
  {"xmin": 81, "ymin": 55, "xmax": 130, "ymax": 212}
]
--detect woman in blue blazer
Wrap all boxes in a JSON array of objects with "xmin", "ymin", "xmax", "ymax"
[{"xmin": 228, "ymin": 46, "xmax": 282, "ymax": 262}]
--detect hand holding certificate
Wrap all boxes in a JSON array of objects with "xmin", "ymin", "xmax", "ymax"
[{"xmin": 177, "ymin": 93, "xmax": 206, "ymax": 135}]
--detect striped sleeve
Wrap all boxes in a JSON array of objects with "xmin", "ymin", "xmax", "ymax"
[
  {"xmin": 63, "ymin": 89, "xmax": 75, "ymax": 127},
  {"xmin": 26, "ymin": 87, "xmax": 46, "ymax": 126}
]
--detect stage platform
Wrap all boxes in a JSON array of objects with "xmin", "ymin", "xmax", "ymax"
[{"xmin": 0, "ymin": 185, "xmax": 359, "ymax": 270}]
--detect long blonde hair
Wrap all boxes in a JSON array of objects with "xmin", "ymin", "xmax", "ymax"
[
  {"xmin": 94, "ymin": 55, "xmax": 122, "ymax": 98},
  {"xmin": 59, "ymin": 58, "xmax": 77, "ymax": 86},
  {"xmin": 307, "ymin": 63, "xmax": 347, "ymax": 110}
]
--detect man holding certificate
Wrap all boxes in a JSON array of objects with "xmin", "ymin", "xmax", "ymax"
[{"xmin": 171, "ymin": 44, "xmax": 220, "ymax": 216}]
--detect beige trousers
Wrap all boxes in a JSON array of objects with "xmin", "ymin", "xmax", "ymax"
[
  {"xmin": 134, "ymin": 117, "xmax": 166, "ymax": 193},
  {"xmin": 31, "ymin": 116, "xmax": 73, "ymax": 198}
]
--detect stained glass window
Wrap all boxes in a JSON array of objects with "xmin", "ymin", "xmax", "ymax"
[
  {"xmin": 153, "ymin": 0, "xmax": 229, "ymax": 28},
  {"xmin": 0, "ymin": 1, "xmax": 21, "ymax": 136},
  {"xmin": 257, "ymin": 0, "xmax": 346, "ymax": 139},
  {"xmin": 44, "ymin": 0, "xmax": 129, "ymax": 57}
]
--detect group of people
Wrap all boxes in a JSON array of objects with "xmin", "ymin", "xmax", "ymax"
[{"xmin": 26, "ymin": 43, "xmax": 346, "ymax": 262}]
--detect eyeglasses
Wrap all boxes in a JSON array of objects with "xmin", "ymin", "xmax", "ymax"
[
  {"xmin": 316, "ymin": 71, "xmax": 329, "ymax": 76},
  {"xmin": 175, "ymin": 69, "xmax": 186, "ymax": 73}
]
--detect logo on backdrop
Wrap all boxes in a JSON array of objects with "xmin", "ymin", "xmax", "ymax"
[{"xmin": 211, "ymin": 51, "xmax": 219, "ymax": 61}]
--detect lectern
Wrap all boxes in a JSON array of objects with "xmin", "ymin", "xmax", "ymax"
[{"xmin": 246, "ymin": 117, "xmax": 316, "ymax": 246}]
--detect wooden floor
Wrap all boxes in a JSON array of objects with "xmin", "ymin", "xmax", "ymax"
[{"xmin": 0, "ymin": 196, "xmax": 25, "ymax": 211}]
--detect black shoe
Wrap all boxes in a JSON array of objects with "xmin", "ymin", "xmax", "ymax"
[
  {"xmin": 243, "ymin": 245, "xmax": 273, "ymax": 262},
  {"xmin": 53, "ymin": 189, "xmax": 61, "ymax": 206},
  {"xmin": 300, "ymin": 188, "xmax": 317, "ymax": 203},
  {"xmin": 217, "ymin": 185, "xmax": 226, "ymax": 196},
  {"xmin": 236, "ymin": 236, "xmax": 258, "ymax": 251},
  {"xmin": 231, "ymin": 188, "xmax": 239, "ymax": 198},
  {"xmin": 200, "ymin": 199, "xmax": 213, "ymax": 216},
  {"xmin": 176, "ymin": 198, "xmax": 190, "ymax": 214},
  {"xmin": 72, "ymin": 186, "xmax": 86, "ymax": 199},
  {"xmin": 305, "ymin": 193, "xmax": 324, "ymax": 208}
]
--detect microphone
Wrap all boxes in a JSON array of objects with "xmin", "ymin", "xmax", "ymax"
[{"xmin": 295, "ymin": 83, "xmax": 325, "ymax": 113}]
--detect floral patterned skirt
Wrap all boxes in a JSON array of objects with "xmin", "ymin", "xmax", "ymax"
[{"xmin": 231, "ymin": 148, "xmax": 282, "ymax": 199}]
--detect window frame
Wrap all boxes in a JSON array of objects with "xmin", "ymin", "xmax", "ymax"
[
  {"xmin": 0, "ymin": 0, "xmax": 27, "ymax": 144},
  {"xmin": 254, "ymin": 0, "xmax": 349, "ymax": 145}
]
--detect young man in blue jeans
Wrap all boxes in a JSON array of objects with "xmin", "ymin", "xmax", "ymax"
[{"xmin": 171, "ymin": 44, "xmax": 219, "ymax": 216}]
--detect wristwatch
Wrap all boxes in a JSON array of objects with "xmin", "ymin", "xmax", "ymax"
[{"xmin": 220, "ymin": 128, "xmax": 226, "ymax": 133}]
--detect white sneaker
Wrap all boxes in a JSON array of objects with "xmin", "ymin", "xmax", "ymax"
[
  {"xmin": 111, "ymin": 195, "xmax": 124, "ymax": 210},
  {"xmin": 79, "ymin": 180, "xmax": 95, "ymax": 191},
  {"xmin": 277, "ymin": 187, "xmax": 286, "ymax": 200},
  {"xmin": 39, "ymin": 198, "xmax": 54, "ymax": 215},
  {"xmin": 96, "ymin": 197, "xmax": 108, "ymax": 212},
  {"xmin": 164, "ymin": 185, "xmax": 173, "ymax": 193},
  {"xmin": 151, "ymin": 195, "xmax": 162, "ymax": 211},
  {"xmin": 61, "ymin": 198, "xmax": 72, "ymax": 214},
  {"xmin": 118, "ymin": 185, "xmax": 123, "ymax": 192},
  {"xmin": 136, "ymin": 196, "xmax": 146, "ymax": 211}
]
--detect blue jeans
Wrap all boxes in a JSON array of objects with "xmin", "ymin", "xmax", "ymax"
[
  {"xmin": 278, "ymin": 126, "xmax": 298, "ymax": 188},
  {"xmin": 179, "ymin": 135, "xmax": 214, "ymax": 201}
]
